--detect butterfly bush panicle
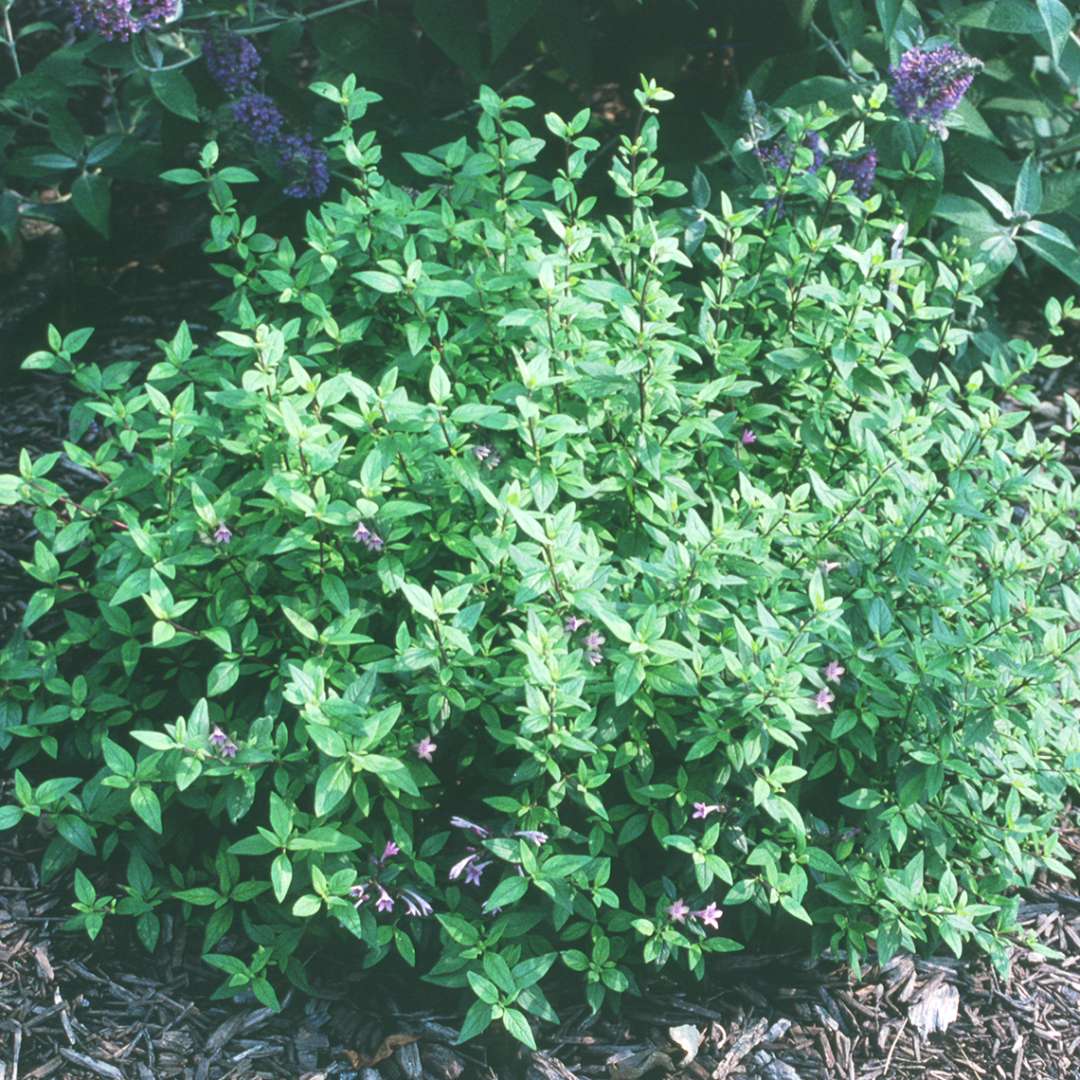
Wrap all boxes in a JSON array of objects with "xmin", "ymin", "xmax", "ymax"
[
  {"xmin": 204, "ymin": 32, "xmax": 261, "ymax": 96},
  {"xmin": 230, "ymin": 94, "xmax": 285, "ymax": 145},
  {"xmin": 755, "ymin": 132, "xmax": 825, "ymax": 175},
  {"xmin": 889, "ymin": 44, "xmax": 981, "ymax": 134},
  {"xmin": 278, "ymin": 132, "xmax": 330, "ymax": 200},
  {"xmin": 68, "ymin": 0, "xmax": 179, "ymax": 40},
  {"xmin": 835, "ymin": 148, "xmax": 878, "ymax": 199}
]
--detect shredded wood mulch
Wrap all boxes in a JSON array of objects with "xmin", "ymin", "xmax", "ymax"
[{"xmin": 2, "ymin": 819, "xmax": 1080, "ymax": 1080}]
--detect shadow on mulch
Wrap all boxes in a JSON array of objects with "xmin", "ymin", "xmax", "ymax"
[{"xmin": 2, "ymin": 818, "xmax": 1080, "ymax": 1080}]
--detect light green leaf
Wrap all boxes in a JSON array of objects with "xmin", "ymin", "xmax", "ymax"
[{"xmin": 130, "ymin": 786, "xmax": 162, "ymax": 833}]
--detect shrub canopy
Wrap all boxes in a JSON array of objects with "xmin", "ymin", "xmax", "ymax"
[{"xmin": 2, "ymin": 78, "xmax": 1079, "ymax": 1042}]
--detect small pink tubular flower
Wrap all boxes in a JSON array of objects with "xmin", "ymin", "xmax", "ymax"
[
  {"xmin": 209, "ymin": 726, "xmax": 228, "ymax": 748},
  {"xmin": 449, "ymin": 816, "xmax": 490, "ymax": 837},
  {"xmin": 213, "ymin": 523, "xmax": 233, "ymax": 544},
  {"xmin": 815, "ymin": 687, "xmax": 835, "ymax": 713},
  {"xmin": 824, "ymin": 660, "xmax": 845, "ymax": 683},
  {"xmin": 514, "ymin": 830, "xmax": 549, "ymax": 846},
  {"xmin": 353, "ymin": 522, "xmax": 384, "ymax": 551},
  {"xmin": 565, "ymin": 615, "xmax": 588, "ymax": 633},
  {"xmin": 694, "ymin": 902, "xmax": 723, "ymax": 930},
  {"xmin": 464, "ymin": 860, "xmax": 490, "ymax": 887},
  {"xmin": 819, "ymin": 560, "xmax": 841, "ymax": 576},
  {"xmin": 449, "ymin": 853, "xmax": 479, "ymax": 881},
  {"xmin": 584, "ymin": 629, "xmax": 605, "ymax": 666},
  {"xmin": 414, "ymin": 736, "xmax": 437, "ymax": 762},
  {"xmin": 221, "ymin": 740, "xmax": 238, "ymax": 759},
  {"xmin": 741, "ymin": 427, "xmax": 757, "ymax": 446},
  {"xmin": 375, "ymin": 885, "xmax": 394, "ymax": 913},
  {"xmin": 667, "ymin": 898, "xmax": 690, "ymax": 923},
  {"xmin": 401, "ymin": 889, "xmax": 433, "ymax": 918},
  {"xmin": 349, "ymin": 884, "xmax": 368, "ymax": 905},
  {"xmin": 472, "ymin": 445, "xmax": 501, "ymax": 469},
  {"xmin": 692, "ymin": 802, "xmax": 720, "ymax": 820},
  {"xmin": 381, "ymin": 841, "xmax": 399, "ymax": 863}
]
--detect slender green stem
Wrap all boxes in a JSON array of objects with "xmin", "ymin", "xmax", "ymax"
[{"xmin": 2, "ymin": 3, "xmax": 21, "ymax": 79}]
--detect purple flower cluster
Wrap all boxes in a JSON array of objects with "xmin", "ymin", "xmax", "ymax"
[
  {"xmin": 68, "ymin": 0, "xmax": 178, "ymax": 40},
  {"xmin": 213, "ymin": 522, "xmax": 233, "ymax": 544},
  {"xmin": 205, "ymin": 37, "xmax": 330, "ymax": 202},
  {"xmin": 889, "ymin": 44, "xmax": 981, "ymax": 134},
  {"xmin": 230, "ymin": 93, "xmax": 285, "ymax": 146},
  {"xmin": 277, "ymin": 132, "xmax": 330, "ymax": 200},
  {"xmin": 835, "ymin": 148, "xmax": 878, "ymax": 200},
  {"xmin": 446, "ymin": 816, "xmax": 549, "ymax": 896},
  {"xmin": 204, "ymin": 32, "xmax": 261, "ymax": 96},
  {"xmin": 757, "ymin": 126, "xmax": 879, "ymax": 207},
  {"xmin": 348, "ymin": 843, "xmax": 433, "ymax": 918}
]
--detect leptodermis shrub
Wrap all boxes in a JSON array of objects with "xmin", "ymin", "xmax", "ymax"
[{"xmin": 1, "ymin": 76, "xmax": 1079, "ymax": 1046}]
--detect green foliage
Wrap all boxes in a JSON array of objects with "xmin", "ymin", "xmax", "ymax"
[{"xmin": 3, "ymin": 78, "xmax": 1080, "ymax": 1046}]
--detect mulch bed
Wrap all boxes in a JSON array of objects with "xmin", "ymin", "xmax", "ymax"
[{"xmin": 2, "ymin": 818, "xmax": 1080, "ymax": 1080}]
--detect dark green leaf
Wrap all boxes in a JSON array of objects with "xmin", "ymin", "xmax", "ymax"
[
  {"xmin": 487, "ymin": 0, "xmax": 540, "ymax": 60},
  {"xmin": 150, "ymin": 69, "xmax": 199, "ymax": 121},
  {"xmin": 71, "ymin": 173, "xmax": 110, "ymax": 237}
]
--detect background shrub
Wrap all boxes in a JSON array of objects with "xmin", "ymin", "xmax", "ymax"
[
  {"xmin": 2, "ymin": 75, "xmax": 1079, "ymax": 1045},
  {"xmin": 1, "ymin": 0, "xmax": 1077, "ymax": 285}
]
